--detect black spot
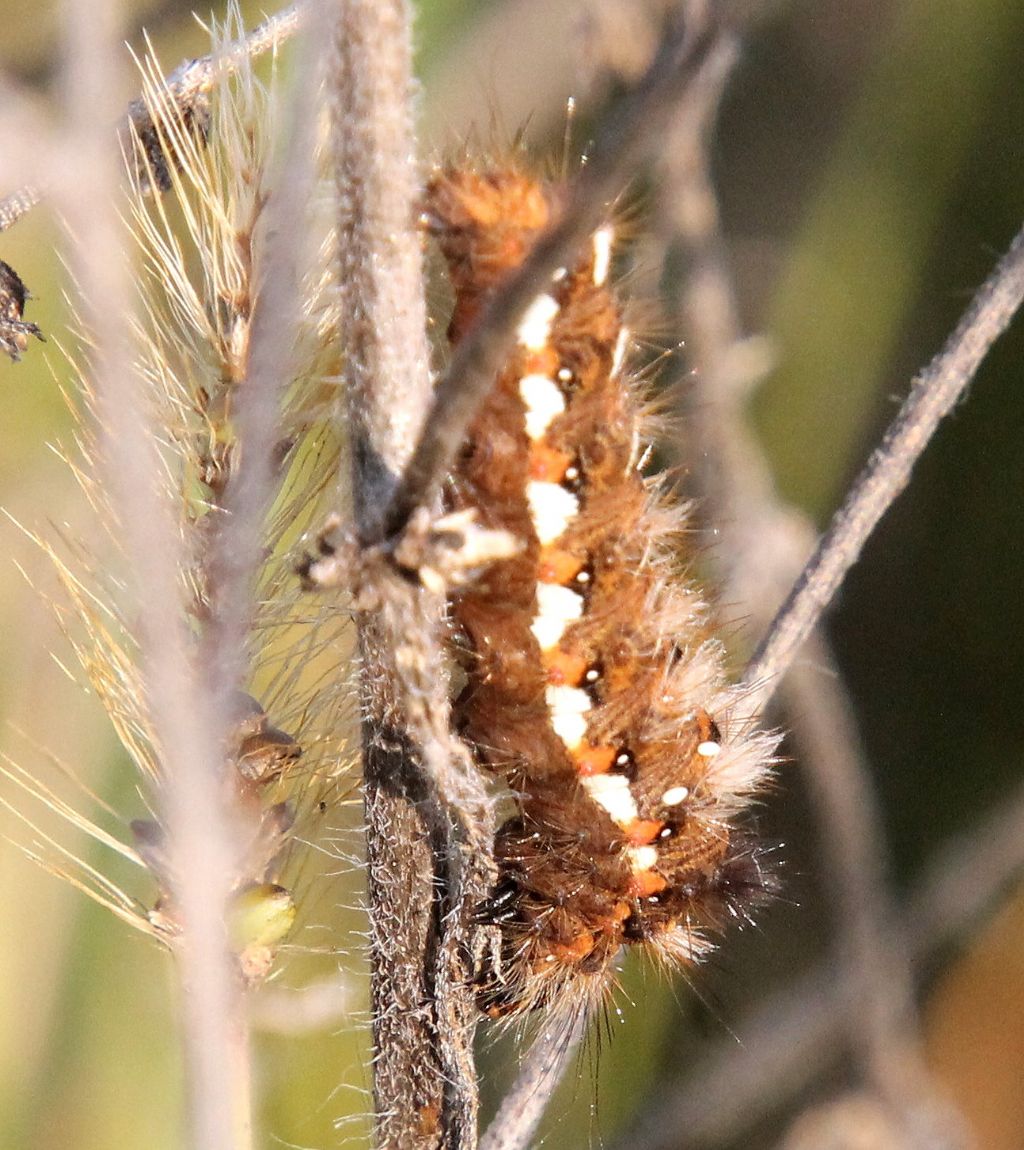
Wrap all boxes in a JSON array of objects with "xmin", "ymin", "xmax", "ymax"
[
  {"xmin": 561, "ymin": 457, "xmax": 584, "ymax": 494},
  {"xmin": 610, "ymin": 748, "xmax": 637, "ymax": 781},
  {"xmin": 622, "ymin": 908, "xmax": 659, "ymax": 942},
  {"xmin": 657, "ymin": 815, "xmax": 685, "ymax": 841},
  {"xmin": 554, "ymin": 365, "xmax": 579, "ymax": 394},
  {"xmin": 582, "ymin": 662, "xmax": 603, "ymax": 704},
  {"xmin": 566, "ymin": 560, "xmax": 595, "ymax": 611},
  {"xmin": 476, "ymin": 879, "xmax": 524, "ymax": 926}
]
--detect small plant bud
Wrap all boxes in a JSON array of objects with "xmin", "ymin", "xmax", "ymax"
[
  {"xmin": 229, "ymin": 882, "xmax": 296, "ymax": 952},
  {"xmin": 235, "ymin": 725, "xmax": 302, "ymax": 783}
]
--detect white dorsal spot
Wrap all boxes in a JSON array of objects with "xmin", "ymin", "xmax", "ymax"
[
  {"xmin": 612, "ymin": 325, "xmax": 629, "ymax": 374},
  {"xmin": 581, "ymin": 773, "xmax": 638, "ymax": 826},
  {"xmin": 526, "ymin": 481, "xmax": 579, "ymax": 545},
  {"xmin": 557, "ymin": 366, "xmax": 574, "ymax": 384},
  {"xmin": 546, "ymin": 685, "xmax": 591, "ymax": 749},
  {"xmin": 517, "ymin": 294, "xmax": 560, "ymax": 351},
  {"xmin": 519, "ymin": 374, "xmax": 565, "ymax": 439},
  {"xmin": 661, "ymin": 785, "xmax": 689, "ymax": 807},
  {"xmin": 592, "ymin": 225, "xmax": 614, "ymax": 286},
  {"xmin": 697, "ymin": 741, "xmax": 721, "ymax": 758},
  {"xmin": 627, "ymin": 845, "xmax": 659, "ymax": 873},
  {"xmin": 531, "ymin": 582, "xmax": 584, "ymax": 650}
]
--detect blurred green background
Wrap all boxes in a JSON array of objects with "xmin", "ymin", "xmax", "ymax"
[{"xmin": 2, "ymin": 1, "xmax": 1023, "ymax": 1147}]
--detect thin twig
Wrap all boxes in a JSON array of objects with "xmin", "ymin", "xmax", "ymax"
[
  {"xmin": 743, "ymin": 222, "xmax": 1024, "ymax": 709},
  {"xmin": 478, "ymin": 1017, "xmax": 587, "ymax": 1150},
  {"xmin": 373, "ymin": 7, "xmax": 723, "ymax": 546},
  {"xmin": 60, "ymin": 2, "xmax": 250, "ymax": 1147}
]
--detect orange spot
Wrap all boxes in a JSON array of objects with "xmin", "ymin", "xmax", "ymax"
[
  {"xmin": 537, "ymin": 548, "xmax": 583, "ymax": 585},
  {"xmin": 544, "ymin": 649, "xmax": 588, "ymax": 686},
  {"xmin": 548, "ymin": 933, "xmax": 595, "ymax": 963},
  {"xmin": 628, "ymin": 870, "xmax": 668, "ymax": 898},
  {"xmin": 625, "ymin": 819, "xmax": 665, "ymax": 846},
  {"xmin": 528, "ymin": 444, "xmax": 573, "ymax": 482},
  {"xmin": 574, "ymin": 744, "xmax": 617, "ymax": 777},
  {"xmin": 524, "ymin": 347, "xmax": 560, "ymax": 376}
]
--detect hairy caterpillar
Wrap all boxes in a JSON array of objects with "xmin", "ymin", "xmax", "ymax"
[{"xmin": 424, "ymin": 163, "xmax": 779, "ymax": 1020}]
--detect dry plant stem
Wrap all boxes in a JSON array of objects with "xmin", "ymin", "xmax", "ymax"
[
  {"xmin": 613, "ymin": 774, "xmax": 1024, "ymax": 1150},
  {"xmin": 478, "ymin": 1017, "xmax": 587, "ymax": 1150},
  {"xmin": 656, "ymin": 28, "xmax": 935, "ymax": 1132},
  {"xmin": 328, "ymin": 1, "xmax": 488, "ymax": 1145},
  {"xmin": 60, "ymin": 2, "xmax": 250, "ymax": 1149},
  {"xmin": 374, "ymin": 8, "xmax": 723, "ymax": 545},
  {"xmin": 200, "ymin": 12, "xmax": 320, "ymax": 722},
  {"xmin": 743, "ymin": 221, "xmax": 1024, "ymax": 708}
]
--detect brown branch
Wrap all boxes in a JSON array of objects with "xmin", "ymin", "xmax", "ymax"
[
  {"xmin": 743, "ymin": 221, "xmax": 1024, "ymax": 710},
  {"xmin": 327, "ymin": 2, "xmax": 489, "ymax": 1146},
  {"xmin": 373, "ymin": 6, "xmax": 724, "ymax": 546}
]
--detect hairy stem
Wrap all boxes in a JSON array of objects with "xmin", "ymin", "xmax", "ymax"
[
  {"xmin": 744, "ymin": 221, "xmax": 1024, "ymax": 707},
  {"xmin": 328, "ymin": 1, "xmax": 483, "ymax": 1145},
  {"xmin": 478, "ymin": 1017, "xmax": 586, "ymax": 1150}
]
